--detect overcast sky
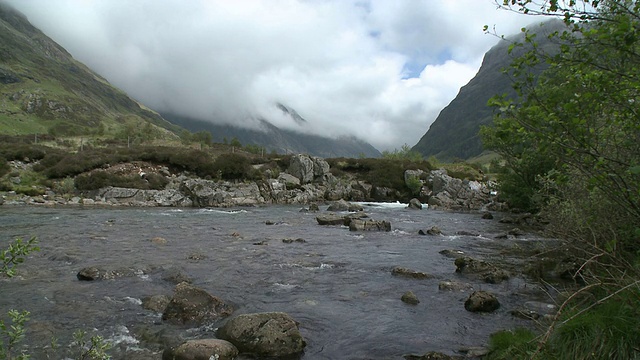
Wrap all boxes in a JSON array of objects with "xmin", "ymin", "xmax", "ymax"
[{"xmin": 7, "ymin": 0, "xmax": 533, "ymax": 151}]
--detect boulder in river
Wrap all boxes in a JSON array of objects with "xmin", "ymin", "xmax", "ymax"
[
  {"xmin": 407, "ymin": 198, "xmax": 423, "ymax": 210},
  {"xmin": 464, "ymin": 291, "xmax": 500, "ymax": 313},
  {"xmin": 349, "ymin": 219, "xmax": 391, "ymax": 232},
  {"xmin": 327, "ymin": 199, "xmax": 363, "ymax": 212},
  {"xmin": 316, "ymin": 214, "xmax": 349, "ymax": 226},
  {"xmin": 401, "ymin": 291, "xmax": 420, "ymax": 305},
  {"xmin": 454, "ymin": 256, "xmax": 510, "ymax": 284},
  {"xmin": 418, "ymin": 226, "xmax": 442, "ymax": 236},
  {"xmin": 162, "ymin": 339, "xmax": 238, "ymax": 360},
  {"xmin": 391, "ymin": 266, "xmax": 433, "ymax": 279},
  {"xmin": 217, "ymin": 312, "xmax": 306, "ymax": 358},
  {"xmin": 438, "ymin": 280, "xmax": 473, "ymax": 292},
  {"xmin": 142, "ymin": 295, "xmax": 171, "ymax": 313},
  {"xmin": 162, "ymin": 282, "xmax": 233, "ymax": 325},
  {"xmin": 77, "ymin": 266, "xmax": 105, "ymax": 281}
]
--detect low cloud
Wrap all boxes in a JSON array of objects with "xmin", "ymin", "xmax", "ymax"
[{"xmin": 7, "ymin": 0, "xmax": 531, "ymax": 151}]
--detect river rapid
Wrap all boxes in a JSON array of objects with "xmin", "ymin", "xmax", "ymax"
[{"xmin": 0, "ymin": 204, "xmax": 551, "ymax": 359}]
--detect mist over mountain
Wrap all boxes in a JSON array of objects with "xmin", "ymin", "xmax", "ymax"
[
  {"xmin": 0, "ymin": 2, "xmax": 380, "ymax": 157},
  {"xmin": 412, "ymin": 20, "xmax": 567, "ymax": 160},
  {"xmin": 163, "ymin": 109, "xmax": 382, "ymax": 158}
]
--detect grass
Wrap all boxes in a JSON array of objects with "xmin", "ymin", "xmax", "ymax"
[{"xmin": 486, "ymin": 288, "xmax": 640, "ymax": 360}]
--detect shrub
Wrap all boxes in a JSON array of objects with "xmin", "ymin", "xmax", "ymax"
[
  {"xmin": 0, "ymin": 143, "xmax": 48, "ymax": 162},
  {"xmin": 0, "ymin": 157, "xmax": 9, "ymax": 178},
  {"xmin": 212, "ymin": 153, "xmax": 251, "ymax": 180}
]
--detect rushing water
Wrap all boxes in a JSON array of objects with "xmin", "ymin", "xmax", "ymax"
[{"xmin": 0, "ymin": 204, "xmax": 548, "ymax": 359}]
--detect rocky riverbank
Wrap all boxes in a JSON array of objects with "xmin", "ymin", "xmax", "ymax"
[{"xmin": 1, "ymin": 154, "xmax": 503, "ymax": 211}]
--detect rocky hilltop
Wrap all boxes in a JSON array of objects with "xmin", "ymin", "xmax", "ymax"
[{"xmin": 412, "ymin": 20, "xmax": 567, "ymax": 160}]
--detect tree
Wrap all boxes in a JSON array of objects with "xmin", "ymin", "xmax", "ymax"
[{"xmin": 481, "ymin": 1, "xmax": 640, "ymax": 358}]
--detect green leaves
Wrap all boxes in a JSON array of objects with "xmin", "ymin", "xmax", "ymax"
[
  {"xmin": 0, "ymin": 310, "xmax": 31, "ymax": 360},
  {"xmin": 0, "ymin": 237, "xmax": 39, "ymax": 278}
]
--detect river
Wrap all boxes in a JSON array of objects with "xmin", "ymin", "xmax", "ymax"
[{"xmin": 0, "ymin": 204, "xmax": 550, "ymax": 359}]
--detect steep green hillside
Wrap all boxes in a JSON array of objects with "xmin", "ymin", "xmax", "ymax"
[
  {"xmin": 412, "ymin": 20, "xmax": 566, "ymax": 160},
  {"xmin": 0, "ymin": 2, "xmax": 181, "ymax": 140}
]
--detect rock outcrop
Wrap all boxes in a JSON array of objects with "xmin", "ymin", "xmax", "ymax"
[{"xmin": 424, "ymin": 169, "xmax": 493, "ymax": 210}]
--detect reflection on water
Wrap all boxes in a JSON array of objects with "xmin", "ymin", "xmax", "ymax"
[{"xmin": 0, "ymin": 204, "xmax": 543, "ymax": 359}]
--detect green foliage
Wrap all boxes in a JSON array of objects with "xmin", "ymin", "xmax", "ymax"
[
  {"xmin": 0, "ymin": 143, "xmax": 48, "ymax": 162},
  {"xmin": 229, "ymin": 137, "xmax": 242, "ymax": 148},
  {"xmin": 0, "ymin": 236, "xmax": 39, "ymax": 278},
  {"xmin": 0, "ymin": 158, "xmax": 8, "ymax": 178},
  {"xmin": 486, "ymin": 328, "xmax": 538, "ymax": 360},
  {"xmin": 0, "ymin": 309, "xmax": 31, "ymax": 360},
  {"xmin": 406, "ymin": 176, "xmax": 422, "ymax": 196},
  {"xmin": 244, "ymin": 144, "xmax": 266, "ymax": 155},
  {"xmin": 483, "ymin": 1, "xmax": 640, "ymax": 358},
  {"xmin": 71, "ymin": 330, "xmax": 111, "ymax": 360},
  {"xmin": 381, "ymin": 144, "xmax": 423, "ymax": 161},
  {"xmin": 549, "ymin": 291, "xmax": 640, "ymax": 360},
  {"xmin": 327, "ymin": 157, "xmax": 432, "ymax": 192},
  {"xmin": 212, "ymin": 153, "xmax": 251, "ymax": 180}
]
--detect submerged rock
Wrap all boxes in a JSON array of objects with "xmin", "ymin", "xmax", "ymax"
[
  {"xmin": 77, "ymin": 266, "xmax": 105, "ymax": 281},
  {"xmin": 217, "ymin": 312, "xmax": 306, "ymax": 358},
  {"xmin": 418, "ymin": 226, "xmax": 442, "ymax": 236},
  {"xmin": 401, "ymin": 291, "xmax": 420, "ymax": 305},
  {"xmin": 438, "ymin": 280, "xmax": 473, "ymax": 292},
  {"xmin": 142, "ymin": 295, "xmax": 171, "ymax": 313},
  {"xmin": 391, "ymin": 267, "xmax": 433, "ymax": 279},
  {"xmin": 162, "ymin": 282, "xmax": 233, "ymax": 325}
]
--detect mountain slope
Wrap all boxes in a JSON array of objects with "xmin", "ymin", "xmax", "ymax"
[
  {"xmin": 163, "ymin": 112, "xmax": 381, "ymax": 158},
  {"xmin": 412, "ymin": 20, "xmax": 566, "ymax": 160},
  {"xmin": 0, "ymin": 2, "xmax": 181, "ymax": 139}
]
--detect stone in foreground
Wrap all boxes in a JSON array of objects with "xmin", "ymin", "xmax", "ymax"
[
  {"xmin": 217, "ymin": 312, "xmax": 306, "ymax": 358},
  {"xmin": 162, "ymin": 339, "xmax": 238, "ymax": 360}
]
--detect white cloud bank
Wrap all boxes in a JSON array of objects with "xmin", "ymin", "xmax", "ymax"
[{"xmin": 6, "ymin": 0, "xmax": 532, "ymax": 151}]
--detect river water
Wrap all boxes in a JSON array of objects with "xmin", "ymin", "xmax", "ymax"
[{"xmin": 0, "ymin": 204, "xmax": 549, "ymax": 359}]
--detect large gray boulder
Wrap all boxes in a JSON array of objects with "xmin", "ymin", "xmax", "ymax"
[
  {"xmin": 162, "ymin": 282, "xmax": 233, "ymax": 325},
  {"xmin": 217, "ymin": 312, "xmax": 306, "ymax": 358},
  {"xmin": 288, "ymin": 154, "xmax": 331, "ymax": 184},
  {"xmin": 162, "ymin": 339, "xmax": 238, "ymax": 360}
]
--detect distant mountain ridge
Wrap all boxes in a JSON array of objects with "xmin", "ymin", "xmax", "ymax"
[
  {"xmin": 163, "ymin": 112, "xmax": 382, "ymax": 158},
  {"xmin": 412, "ymin": 20, "xmax": 567, "ymax": 160}
]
